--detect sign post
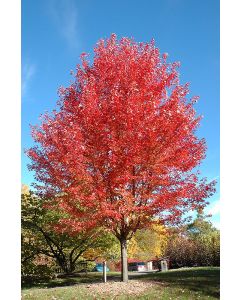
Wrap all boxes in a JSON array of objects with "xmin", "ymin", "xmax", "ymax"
[{"xmin": 103, "ymin": 261, "xmax": 107, "ymax": 282}]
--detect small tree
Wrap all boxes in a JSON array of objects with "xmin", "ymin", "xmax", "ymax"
[
  {"xmin": 28, "ymin": 34, "xmax": 216, "ymax": 281},
  {"xmin": 21, "ymin": 191, "xmax": 115, "ymax": 275}
]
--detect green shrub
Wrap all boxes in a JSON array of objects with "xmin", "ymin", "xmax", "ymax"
[{"xmin": 22, "ymin": 262, "xmax": 55, "ymax": 283}]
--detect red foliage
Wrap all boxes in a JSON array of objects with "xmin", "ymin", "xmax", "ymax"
[{"xmin": 27, "ymin": 34, "xmax": 216, "ymax": 240}]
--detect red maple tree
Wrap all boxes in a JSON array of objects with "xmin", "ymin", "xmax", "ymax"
[{"xmin": 28, "ymin": 34, "xmax": 216, "ymax": 281}]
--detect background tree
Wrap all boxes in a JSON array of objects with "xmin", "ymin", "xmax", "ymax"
[
  {"xmin": 128, "ymin": 224, "xmax": 168, "ymax": 261},
  {"xmin": 186, "ymin": 210, "xmax": 220, "ymax": 266},
  {"xmin": 165, "ymin": 213, "xmax": 220, "ymax": 268},
  {"xmin": 21, "ymin": 185, "xmax": 55, "ymax": 281},
  {"xmin": 27, "ymin": 34, "xmax": 216, "ymax": 282},
  {"xmin": 21, "ymin": 190, "xmax": 116, "ymax": 275}
]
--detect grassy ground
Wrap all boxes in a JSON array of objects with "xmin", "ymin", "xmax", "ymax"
[{"xmin": 22, "ymin": 267, "xmax": 220, "ymax": 299}]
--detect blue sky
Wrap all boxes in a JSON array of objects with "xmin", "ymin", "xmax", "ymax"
[{"xmin": 22, "ymin": 0, "xmax": 220, "ymax": 227}]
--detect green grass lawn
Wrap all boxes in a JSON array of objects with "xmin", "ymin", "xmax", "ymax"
[{"xmin": 22, "ymin": 267, "xmax": 220, "ymax": 299}]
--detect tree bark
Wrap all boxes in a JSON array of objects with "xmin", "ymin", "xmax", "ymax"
[{"xmin": 120, "ymin": 238, "xmax": 128, "ymax": 282}]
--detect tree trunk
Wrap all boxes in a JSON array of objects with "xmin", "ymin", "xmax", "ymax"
[
  {"xmin": 120, "ymin": 238, "xmax": 128, "ymax": 282},
  {"xmin": 60, "ymin": 260, "xmax": 74, "ymax": 274}
]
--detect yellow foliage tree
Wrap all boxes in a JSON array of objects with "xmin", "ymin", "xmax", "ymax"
[{"xmin": 128, "ymin": 224, "xmax": 168, "ymax": 260}]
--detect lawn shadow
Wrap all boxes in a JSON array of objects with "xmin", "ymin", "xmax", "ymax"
[
  {"xmin": 132, "ymin": 267, "xmax": 220, "ymax": 299},
  {"xmin": 22, "ymin": 272, "xmax": 122, "ymax": 290}
]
